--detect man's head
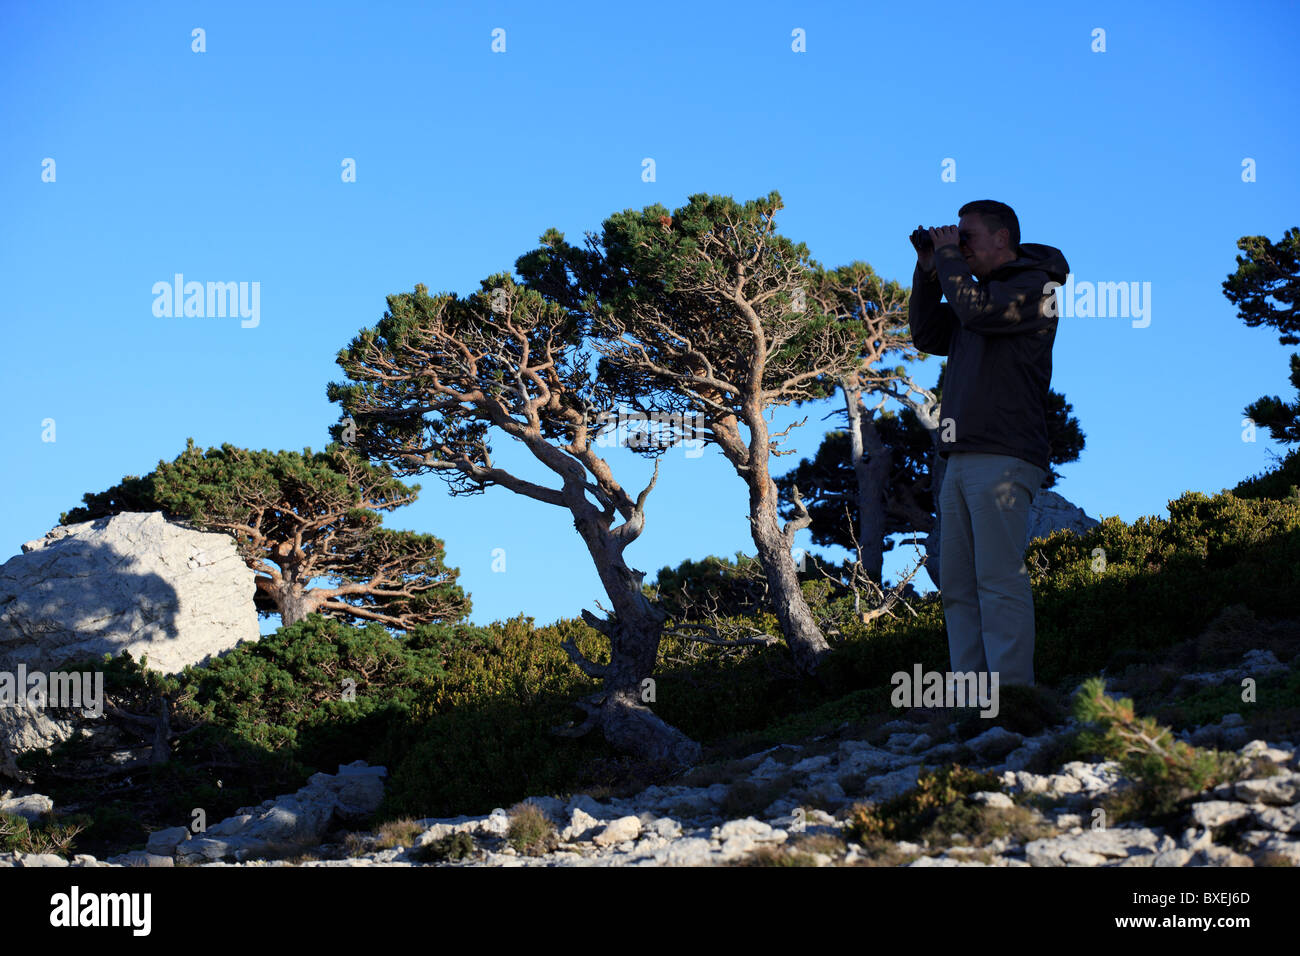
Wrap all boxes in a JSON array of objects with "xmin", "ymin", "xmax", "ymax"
[{"xmin": 957, "ymin": 199, "xmax": 1020, "ymax": 280}]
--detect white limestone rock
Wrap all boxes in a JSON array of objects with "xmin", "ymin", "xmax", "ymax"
[
  {"xmin": 561, "ymin": 807, "xmax": 601, "ymax": 842},
  {"xmin": 966, "ymin": 726, "xmax": 1023, "ymax": 760},
  {"xmin": 1234, "ymin": 772, "xmax": 1300, "ymax": 806},
  {"xmin": 1190, "ymin": 801, "xmax": 1254, "ymax": 829},
  {"xmin": 715, "ymin": 818, "xmax": 774, "ymax": 842},
  {"xmin": 0, "ymin": 512, "xmax": 259, "ymax": 779},
  {"xmin": 0, "ymin": 793, "xmax": 53, "ymax": 822},
  {"xmin": 145, "ymin": 826, "xmax": 190, "ymax": 856},
  {"xmin": 863, "ymin": 764, "xmax": 924, "ymax": 802},
  {"xmin": 1252, "ymin": 805, "xmax": 1300, "ymax": 834},
  {"xmin": 1, "ymin": 512, "xmax": 258, "ymax": 675},
  {"xmin": 1025, "ymin": 491, "xmax": 1100, "ymax": 545},
  {"xmin": 1024, "ymin": 827, "xmax": 1164, "ymax": 867},
  {"xmin": 592, "ymin": 816, "xmax": 642, "ymax": 847}
]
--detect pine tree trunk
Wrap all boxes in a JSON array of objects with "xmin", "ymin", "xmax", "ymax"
[
  {"xmin": 845, "ymin": 381, "xmax": 888, "ymax": 585},
  {"xmin": 569, "ymin": 504, "xmax": 701, "ymax": 768},
  {"xmin": 278, "ymin": 587, "xmax": 318, "ymax": 628},
  {"xmin": 749, "ymin": 489, "xmax": 831, "ymax": 675}
]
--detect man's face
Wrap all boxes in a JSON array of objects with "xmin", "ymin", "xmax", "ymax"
[{"xmin": 957, "ymin": 215, "xmax": 1012, "ymax": 280}]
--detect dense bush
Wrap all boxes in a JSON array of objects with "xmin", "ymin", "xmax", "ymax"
[
  {"xmin": 177, "ymin": 614, "xmax": 492, "ymax": 767},
  {"xmin": 375, "ymin": 613, "xmax": 649, "ymax": 817},
  {"xmin": 1232, "ymin": 447, "xmax": 1300, "ymax": 503},
  {"xmin": 844, "ymin": 765, "xmax": 1003, "ymax": 843},
  {"xmin": 646, "ymin": 551, "xmax": 849, "ymax": 623},
  {"xmin": 1026, "ymin": 490, "xmax": 1300, "ymax": 683},
  {"xmin": 645, "ymin": 552, "xmax": 773, "ymax": 619}
]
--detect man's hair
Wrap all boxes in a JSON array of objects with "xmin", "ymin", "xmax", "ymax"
[{"xmin": 959, "ymin": 199, "xmax": 1020, "ymax": 252}]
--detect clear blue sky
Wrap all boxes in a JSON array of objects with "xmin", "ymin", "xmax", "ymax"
[{"xmin": 3, "ymin": 0, "xmax": 1297, "ymax": 634}]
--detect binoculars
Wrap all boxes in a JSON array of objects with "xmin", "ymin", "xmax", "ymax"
[{"xmin": 909, "ymin": 226, "xmax": 934, "ymax": 255}]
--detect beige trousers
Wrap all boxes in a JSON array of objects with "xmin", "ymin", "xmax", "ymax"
[{"xmin": 938, "ymin": 452, "xmax": 1047, "ymax": 688}]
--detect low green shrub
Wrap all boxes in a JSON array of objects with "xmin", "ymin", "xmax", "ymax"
[
  {"xmin": 506, "ymin": 801, "xmax": 558, "ymax": 856},
  {"xmin": 1072, "ymin": 678, "xmax": 1244, "ymax": 820},
  {"xmin": 0, "ymin": 811, "xmax": 89, "ymax": 857},
  {"xmin": 411, "ymin": 830, "xmax": 476, "ymax": 863},
  {"xmin": 844, "ymin": 765, "xmax": 1003, "ymax": 844}
]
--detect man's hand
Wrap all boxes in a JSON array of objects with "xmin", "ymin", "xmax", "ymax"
[
  {"xmin": 928, "ymin": 225, "xmax": 960, "ymax": 250},
  {"xmin": 912, "ymin": 223, "xmax": 935, "ymax": 272}
]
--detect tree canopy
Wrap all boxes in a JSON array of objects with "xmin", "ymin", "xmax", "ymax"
[{"xmin": 62, "ymin": 439, "xmax": 470, "ymax": 629}]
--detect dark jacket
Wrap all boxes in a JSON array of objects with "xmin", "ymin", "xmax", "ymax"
[{"xmin": 908, "ymin": 241, "xmax": 1070, "ymax": 473}]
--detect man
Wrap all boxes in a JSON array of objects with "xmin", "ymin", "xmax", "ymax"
[{"xmin": 908, "ymin": 200, "xmax": 1069, "ymax": 688}]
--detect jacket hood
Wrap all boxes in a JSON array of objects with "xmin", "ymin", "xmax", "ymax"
[{"xmin": 1004, "ymin": 242, "xmax": 1069, "ymax": 284}]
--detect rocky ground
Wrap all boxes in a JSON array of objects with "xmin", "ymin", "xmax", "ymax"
[{"xmin": 3, "ymin": 650, "xmax": 1298, "ymax": 869}]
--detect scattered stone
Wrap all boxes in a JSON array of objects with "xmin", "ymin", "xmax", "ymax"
[
  {"xmin": 715, "ymin": 818, "xmax": 774, "ymax": 842},
  {"xmin": 592, "ymin": 816, "xmax": 642, "ymax": 847},
  {"xmin": 1188, "ymin": 846, "xmax": 1254, "ymax": 867},
  {"xmin": 483, "ymin": 808, "xmax": 510, "ymax": 837},
  {"xmin": 791, "ymin": 755, "xmax": 831, "ymax": 774},
  {"xmin": 877, "ymin": 720, "xmax": 918, "ymax": 735},
  {"xmin": 885, "ymin": 733, "xmax": 926, "ymax": 754},
  {"xmin": 970, "ymin": 791, "xmax": 1014, "ymax": 809},
  {"xmin": 1240, "ymin": 740, "xmax": 1296, "ymax": 765},
  {"xmin": 562, "ymin": 808, "xmax": 600, "ymax": 842},
  {"xmin": 0, "ymin": 793, "xmax": 53, "ymax": 822},
  {"xmin": 1190, "ymin": 801, "xmax": 1253, "ymax": 829},
  {"xmin": 839, "ymin": 745, "xmax": 910, "ymax": 776},
  {"xmin": 1253, "ymin": 805, "xmax": 1300, "ymax": 834},
  {"xmin": 1242, "ymin": 833, "xmax": 1300, "ymax": 865},
  {"xmin": 864, "ymin": 764, "xmax": 924, "ymax": 802},
  {"xmin": 966, "ymin": 726, "xmax": 1023, "ymax": 760},
  {"xmin": 145, "ymin": 826, "xmax": 191, "ymax": 856},
  {"xmin": 908, "ymin": 855, "xmax": 989, "ymax": 867},
  {"xmin": 649, "ymin": 817, "xmax": 681, "ymax": 840},
  {"xmin": 1025, "ymin": 827, "xmax": 1164, "ymax": 867},
  {"xmin": 1190, "ymin": 713, "xmax": 1253, "ymax": 749},
  {"xmin": 1235, "ymin": 772, "xmax": 1300, "ymax": 806}
]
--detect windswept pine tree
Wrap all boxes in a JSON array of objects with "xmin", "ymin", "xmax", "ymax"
[
  {"xmin": 327, "ymin": 274, "xmax": 701, "ymax": 768},
  {"xmin": 514, "ymin": 191, "xmax": 878, "ymax": 675},
  {"xmin": 61, "ymin": 440, "xmax": 470, "ymax": 629}
]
